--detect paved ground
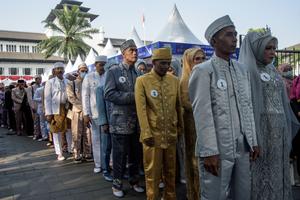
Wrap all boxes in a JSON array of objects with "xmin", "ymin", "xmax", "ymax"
[
  {"xmin": 0, "ymin": 127, "xmax": 300, "ymax": 200},
  {"xmin": 0, "ymin": 128, "xmax": 186, "ymax": 200}
]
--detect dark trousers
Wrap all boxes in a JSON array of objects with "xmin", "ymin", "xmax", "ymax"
[
  {"xmin": 101, "ymin": 130, "xmax": 112, "ymax": 173},
  {"xmin": 23, "ymin": 106, "xmax": 33, "ymax": 136},
  {"xmin": 2, "ymin": 109, "xmax": 7, "ymax": 126},
  {"xmin": 8, "ymin": 108, "xmax": 16, "ymax": 130},
  {"xmin": 112, "ymin": 133, "xmax": 139, "ymax": 190}
]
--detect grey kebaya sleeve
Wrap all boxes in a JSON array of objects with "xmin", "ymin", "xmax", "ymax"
[{"xmin": 188, "ymin": 65, "xmax": 219, "ymax": 157}]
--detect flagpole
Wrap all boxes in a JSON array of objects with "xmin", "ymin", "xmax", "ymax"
[{"xmin": 142, "ymin": 12, "xmax": 146, "ymax": 46}]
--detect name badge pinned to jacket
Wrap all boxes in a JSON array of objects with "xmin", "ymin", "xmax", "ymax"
[
  {"xmin": 217, "ymin": 79, "xmax": 227, "ymax": 90},
  {"xmin": 150, "ymin": 90, "xmax": 158, "ymax": 98},
  {"xmin": 119, "ymin": 76, "xmax": 126, "ymax": 83},
  {"xmin": 260, "ymin": 72, "xmax": 271, "ymax": 82}
]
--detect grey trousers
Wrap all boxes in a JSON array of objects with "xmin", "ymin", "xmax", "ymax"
[{"xmin": 198, "ymin": 136, "xmax": 251, "ymax": 200}]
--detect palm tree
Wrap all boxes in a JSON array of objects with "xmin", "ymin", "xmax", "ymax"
[{"xmin": 38, "ymin": 5, "xmax": 98, "ymax": 61}]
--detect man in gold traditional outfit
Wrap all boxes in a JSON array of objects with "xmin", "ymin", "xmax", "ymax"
[{"xmin": 135, "ymin": 48, "xmax": 183, "ymax": 200}]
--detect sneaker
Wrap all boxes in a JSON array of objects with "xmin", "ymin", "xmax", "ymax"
[
  {"xmin": 37, "ymin": 138, "xmax": 43, "ymax": 142},
  {"xmin": 159, "ymin": 182, "xmax": 165, "ymax": 189},
  {"xmin": 74, "ymin": 158, "xmax": 82, "ymax": 164},
  {"xmin": 1, "ymin": 125, "xmax": 4, "ymax": 128},
  {"xmin": 84, "ymin": 156, "xmax": 93, "ymax": 162},
  {"xmin": 57, "ymin": 155, "xmax": 65, "ymax": 161},
  {"xmin": 103, "ymin": 173, "xmax": 113, "ymax": 182},
  {"xmin": 139, "ymin": 168, "xmax": 145, "ymax": 176},
  {"xmin": 123, "ymin": 173, "xmax": 129, "ymax": 180},
  {"xmin": 180, "ymin": 179, "xmax": 186, "ymax": 184},
  {"xmin": 112, "ymin": 187, "xmax": 124, "ymax": 198},
  {"xmin": 93, "ymin": 167, "xmax": 102, "ymax": 173},
  {"xmin": 46, "ymin": 142, "xmax": 52, "ymax": 146},
  {"xmin": 132, "ymin": 184, "xmax": 144, "ymax": 193}
]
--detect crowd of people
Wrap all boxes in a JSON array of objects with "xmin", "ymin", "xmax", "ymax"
[{"xmin": 2, "ymin": 15, "xmax": 300, "ymax": 200}]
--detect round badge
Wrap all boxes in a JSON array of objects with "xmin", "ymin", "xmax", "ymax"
[
  {"xmin": 119, "ymin": 76, "xmax": 126, "ymax": 83},
  {"xmin": 217, "ymin": 79, "xmax": 227, "ymax": 90},
  {"xmin": 150, "ymin": 90, "xmax": 158, "ymax": 98},
  {"xmin": 260, "ymin": 73, "xmax": 271, "ymax": 82}
]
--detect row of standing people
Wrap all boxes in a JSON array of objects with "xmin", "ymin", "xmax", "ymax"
[{"xmin": 6, "ymin": 14, "xmax": 298, "ymax": 200}]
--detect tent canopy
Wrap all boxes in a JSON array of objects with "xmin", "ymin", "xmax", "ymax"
[{"xmin": 154, "ymin": 5, "xmax": 203, "ymax": 45}]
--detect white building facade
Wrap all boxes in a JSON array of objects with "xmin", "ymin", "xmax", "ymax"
[{"xmin": 0, "ymin": 30, "xmax": 63, "ymax": 84}]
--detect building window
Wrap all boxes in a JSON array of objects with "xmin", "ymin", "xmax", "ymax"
[
  {"xmin": 0, "ymin": 44, "xmax": 2, "ymax": 52},
  {"xmin": 9, "ymin": 68, "xmax": 18, "ymax": 75},
  {"xmin": 32, "ymin": 46, "xmax": 38, "ymax": 53},
  {"xmin": 0, "ymin": 68, "xmax": 3, "ymax": 75},
  {"xmin": 19, "ymin": 45, "xmax": 30, "ymax": 53},
  {"xmin": 36, "ymin": 68, "xmax": 44, "ymax": 75},
  {"xmin": 23, "ymin": 68, "xmax": 31, "ymax": 75},
  {"xmin": 13, "ymin": 45, "xmax": 16, "ymax": 52}
]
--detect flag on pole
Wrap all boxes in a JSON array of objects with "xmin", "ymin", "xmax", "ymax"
[
  {"xmin": 142, "ymin": 13, "xmax": 146, "ymax": 46},
  {"xmin": 142, "ymin": 13, "xmax": 145, "ymax": 28}
]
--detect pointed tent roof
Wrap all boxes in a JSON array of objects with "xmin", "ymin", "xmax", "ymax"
[
  {"xmin": 85, "ymin": 48, "xmax": 97, "ymax": 66},
  {"xmin": 85, "ymin": 48, "xmax": 98, "ymax": 72},
  {"xmin": 71, "ymin": 55, "xmax": 83, "ymax": 72},
  {"xmin": 127, "ymin": 27, "xmax": 144, "ymax": 48},
  {"xmin": 154, "ymin": 5, "xmax": 203, "ymax": 44},
  {"xmin": 101, "ymin": 38, "xmax": 117, "ymax": 58},
  {"xmin": 64, "ymin": 59, "xmax": 73, "ymax": 74}
]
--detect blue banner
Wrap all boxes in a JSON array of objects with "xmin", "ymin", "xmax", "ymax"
[{"xmin": 108, "ymin": 41, "xmax": 239, "ymax": 63}]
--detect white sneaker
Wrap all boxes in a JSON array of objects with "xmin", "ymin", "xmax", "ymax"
[
  {"xmin": 57, "ymin": 155, "xmax": 65, "ymax": 161},
  {"xmin": 93, "ymin": 167, "xmax": 102, "ymax": 173},
  {"xmin": 159, "ymin": 182, "xmax": 165, "ymax": 188},
  {"xmin": 112, "ymin": 187, "xmax": 124, "ymax": 198},
  {"xmin": 180, "ymin": 179, "xmax": 186, "ymax": 184},
  {"xmin": 132, "ymin": 184, "xmax": 144, "ymax": 193}
]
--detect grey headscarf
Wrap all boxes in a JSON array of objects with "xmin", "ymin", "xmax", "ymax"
[
  {"xmin": 135, "ymin": 59, "xmax": 147, "ymax": 75},
  {"xmin": 238, "ymin": 30, "xmax": 298, "ymax": 147},
  {"xmin": 170, "ymin": 58, "xmax": 182, "ymax": 77}
]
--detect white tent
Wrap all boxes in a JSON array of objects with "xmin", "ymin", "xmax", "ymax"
[
  {"xmin": 85, "ymin": 48, "xmax": 97, "ymax": 66},
  {"xmin": 64, "ymin": 60, "xmax": 73, "ymax": 74},
  {"xmin": 2, "ymin": 79, "xmax": 12, "ymax": 86},
  {"xmin": 71, "ymin": 55, "xmax": 83, "ymax": 72},
  {"xmin": 101, "ymin": 39, "xmax": 117, "ymax": 58},
  {"xmin": 85, "ymin": 48, "xmax": 98, "ymax": 72},
  {"xmin": 154, "ymin": 4, "xmax": 203, "ymax": 44},
  {"xmin": 127, "ymin": 27, "xmax": 144, "ymax": 48}
]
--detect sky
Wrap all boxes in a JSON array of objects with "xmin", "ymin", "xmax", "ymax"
[{"xmin": 0, "ymin": 0, "xmax": 299, "ymax": 49}]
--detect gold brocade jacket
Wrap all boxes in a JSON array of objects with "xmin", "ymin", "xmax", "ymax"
[{"xmin": 135, "ymin": 69, "xmax": 183, "ymax": 149}]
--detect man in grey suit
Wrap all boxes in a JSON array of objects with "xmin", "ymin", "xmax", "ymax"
[
  {"xmin": 189, "ymin": 15, "xmax": 259, "ymax": 200},
  {"xmin": 105, "ymin": 39, "xmax": 144, "ymax": 198}
]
